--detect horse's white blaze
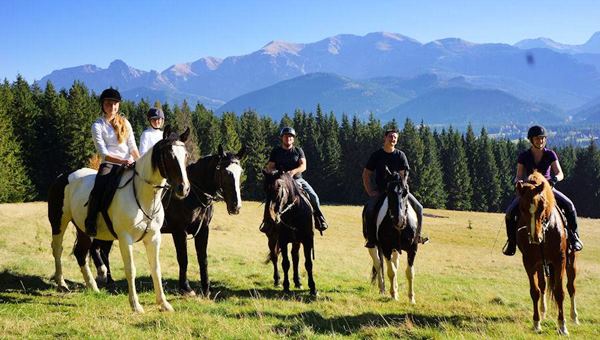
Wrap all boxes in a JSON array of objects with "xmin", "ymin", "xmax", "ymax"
[
  {"xmin": 226, "ymin": 162, "xmax": 243, "ymax": 210},
  {"xmin": 173, "ymin": 143, "xmax": 190, "ymax": 197},
  {"xmin": 376, "ymin": 197, "xmax": 388, "ymax": 236},
  {"xmin": 529, "ymin": 203, "xmax": 536, "ymax": 242}
]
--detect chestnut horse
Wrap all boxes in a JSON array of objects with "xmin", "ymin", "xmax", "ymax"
[{"xmin": 516, "ymin": 171, "xmax": 578, "ymax": 335}]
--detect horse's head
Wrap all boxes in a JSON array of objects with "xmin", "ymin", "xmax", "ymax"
[
  {"xmin": 384, "ymin": 166, "xmax": 409, "ymax": 231},
  {"xmin": 214, "ymin": 144, "xmax": 245, "ymax": 215},
  {"xmin": 262, "ymin": 169, "xmax": 295, "ymax": 223},
  {"xmin": 516, "ymin": 171, "xmax": 554, "ymax": 245},
  {"xmin": 151, "ymin": 125, "xmax": 191, "ymax": 199}
]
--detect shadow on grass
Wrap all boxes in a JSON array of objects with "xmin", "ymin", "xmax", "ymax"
[{"xmin": 232, "ymin": 310, "xmax": 516, "ymax": 336}]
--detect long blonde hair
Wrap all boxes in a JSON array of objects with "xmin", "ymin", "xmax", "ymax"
[{"xmin": 108, "ymin": 113, "xmax": 128, "ymax": 144}]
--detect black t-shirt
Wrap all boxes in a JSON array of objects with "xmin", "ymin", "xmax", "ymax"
[
  {"xmin": 365, "ymin": 148, "xmax": 410, "ymax": 191},
  {"xmin": 268, "ymin": 146, "xmax": 305, "ymax": 179}
]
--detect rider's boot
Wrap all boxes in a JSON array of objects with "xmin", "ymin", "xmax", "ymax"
[
  {"xmin": 85, "ymin": 193, "xmax": 100, "ymax": 237},
  {"xmin": 313, "ymin": 208, "xmax": 328, "ymax": 232},
  {"xmin": 566, "ymin": 212, "xmax": 583, "ymax": 251},
  {"xmin": 502, "ymin": 214, "xmax": 517, "ymax": 256}
]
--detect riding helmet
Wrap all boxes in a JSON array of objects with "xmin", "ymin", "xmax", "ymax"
[
  {"xmin": 146, "ymin": 107, "xmax": 165, "ymax": 120},
  {"xmin": 99, "ymin": 88, "xmax": 122, "ymax": 103},
  {"xmin": 280, "ymin": 127, "xmax": 296, "ymax": 137},
  {"xmin": 527, "ymin": 125, "xmax": 546, "ymax": 140}
]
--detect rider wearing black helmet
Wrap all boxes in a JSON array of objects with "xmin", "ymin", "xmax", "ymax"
[
  {"xmin": 263, "ymin": 127, "xmax": 328, "ymax": 232},
  {"xmin": 502, "ymin": 125, "xmax": 583, "ymax": 255},
  {"xmin": 85, "ymin": 88, "xmax": 140, "ymax": 237},
  {"xmin": 139, "ymin": 107, "xmax": 165, "ymax": 155}
]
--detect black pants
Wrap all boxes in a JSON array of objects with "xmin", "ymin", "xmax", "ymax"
[
  {"xmin": 86, "ymin": 163, "xmax": 124, "ymax": 230},
  {"xmin": 363, "ymin": 192, "xmax": 423, "ymax": 243}
]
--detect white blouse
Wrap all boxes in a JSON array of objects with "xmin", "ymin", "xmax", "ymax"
[
  {"xmin": 139, "ymin": 128, "xmax": 163, "ymax": 155},
  {"xmin": 91, "ymin": 116, "xmax": 138, "ymax": 164}
]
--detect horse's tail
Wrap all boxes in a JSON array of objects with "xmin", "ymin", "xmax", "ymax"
[{"xmin": 48, "ymin": 173, "xmax": 69, "ymax": 235}]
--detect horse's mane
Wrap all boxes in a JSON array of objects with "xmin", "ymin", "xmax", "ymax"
[
  {"xmin": 280, "ymin": 172, "xmax": 302, "ymax": 198},
  {"xmin": 150, "ymin": 132, "xmax": 180, "ymax": 171},
  {"xmin": 525, "ymin": 170, "xmax": 555, "ymax": 218}
]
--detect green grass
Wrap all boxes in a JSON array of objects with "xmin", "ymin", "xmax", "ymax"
[{"xmin": 0, "ymin": 202, "xmax": 599, "ymax": 339}]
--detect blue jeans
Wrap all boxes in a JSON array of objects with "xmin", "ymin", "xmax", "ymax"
[{"xmin": 295, "ymin": 178, "xmax": 321, "ymax": 215}]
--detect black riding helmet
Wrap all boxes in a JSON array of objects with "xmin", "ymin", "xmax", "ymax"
[
  {"xmin": 99, "ymin": 88, "xmax": 122, "ymax": 103},
  {"xmin": 527, "ymin": 125, "xmax": 546, "ymax": 141},
  {"xmin": 146, "ymin": 107, "xmax": 165, "ymax": 120},
  {"xmin": 280, "ymin": 127, "xmax": 296, "ymax": 137}
]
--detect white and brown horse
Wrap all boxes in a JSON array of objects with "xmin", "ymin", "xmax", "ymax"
[
  {"xmin": 363, "ymin": 168, "xmax": 419, "ymax": 303},
  {"xmin": 516, "ymin": 170, "xmax": 578, "ymax": 335},
  {"xmin": 47, "ymin": 128, "xmax": 190, "ymax": 312}
]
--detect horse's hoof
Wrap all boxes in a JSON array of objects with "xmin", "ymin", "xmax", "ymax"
[
  {"xmin": 132, "ymin": 304, "xmax": 145, "ymax": 314},
  {"xmin": 558, "ymin": 327, "xmax": 569, "ymax": 336},
  {"xmin": 57, "ymin": 283, "xmax": 70, "ymax": 293},
  {"xmin": 409, "ymin": 297, "xmax": 416, "ymax": 305},
  {"xmin": 294, "ymin": 284, "xmax": 303, "ymax": 289},
  {"xmin": 160, "ymin": 302, "xmax": 174, "ymax": 312},
  {"xmin": 533, "ymin": 321, "xmax": 542, "ymax": 333},
  {"xmin": 572, "ymin": 317, "xmax": 580, "ymax": 325},
  {"xmin": 310, "ymin": 290, "xmax": 318, "ymax": 297},
  {"xmin": 180, "ymin": 289, "xmax": 196, "ymax": 297}
]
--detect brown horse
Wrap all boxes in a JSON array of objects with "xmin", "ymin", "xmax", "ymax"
[{"xmin": 516, "ymin": 171, "xmax": 578, "ymax": 335}]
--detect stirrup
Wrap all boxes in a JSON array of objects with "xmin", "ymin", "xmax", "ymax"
[{"xmin": 502, "ymin": 240, "xmax": 516, "ymax": 256}]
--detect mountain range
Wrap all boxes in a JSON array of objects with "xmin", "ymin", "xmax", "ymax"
[{"xmin": 37, "ymin": 31, "xmax": 600, "ymax": 125}]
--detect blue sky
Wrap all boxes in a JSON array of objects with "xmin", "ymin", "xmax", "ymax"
[{"xmin": 2, "ymin": 0, "xmax": 600, "ymax": 81}]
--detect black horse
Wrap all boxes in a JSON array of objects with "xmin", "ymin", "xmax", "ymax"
[
  {"xmin": 263, "ymin": 170, "xmax": 317, "ymax": 296},
  {"xmin": 91, "ymin": 145, "xmax": 245, "ymax": 297},
  {"xmin": 363, "ymin": 168, "xmax": 419, "ymax": 303}
]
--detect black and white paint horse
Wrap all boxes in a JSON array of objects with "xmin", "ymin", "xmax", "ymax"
[
  {"xmin": 363, "ymin": 168, "xmax": 419, "ymax": 303},
  {"xmin": 91, "ymin": 145, "xmax": 245, "ymax": 297},
  {"xmin": 47, "ymin": 128, "xmax": 190, "ymax": 312},
  {"xmin": 263, "ymin": 170, "xmax": 317, "ymax": 296}
]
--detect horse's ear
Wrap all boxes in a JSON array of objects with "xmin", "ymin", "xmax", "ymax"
[
  {"xmin": 236, "ymin": 145, "xmax": 247, "ymax": 160},
  {"xmin": 516, "ymin": 181, "xmax": 525, "ymax": 196},
  {"xmin": 534, "ymin": 182, "xmax": 546, "ymax": 195},
  {"xmin": 163, "ymin": 124, "xmax": 172, "ymax": 139},
  {"xmin": 218, "ymin": 144, "xmax": 225, "ymax": 157},
  {"xmin": 180, "ymin": 127, "xmax": 190, "ymax": 143}
]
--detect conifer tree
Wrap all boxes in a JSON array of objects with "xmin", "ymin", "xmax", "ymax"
[
  {"xmin": 193, "ymin": 104, "xmax": 221, "ymax": 155},
  {"xmin": 493, "ymin": 139, "xmax": 516, "ymax": 210},
  {"xmin": 566, "ymin": 140, "xmax": 600, "ymax": 217},
  {"xmin": 319, "ymin": 112, "xmax": 343, "ymax": 201},
  {"xmin": 239, "ymin": 110, "xmax": 267, "ymax": 199},
  {"xmin": 0, "ymin": 80, "xmax": 35, "ymax": 202},
  {"xmin": 220, "ymin": 112, "xmax": 241, "ymax": 153},
  {"xmin": 418, "ymin": 124, "xmax": 446, "ymax": 208},
  {"xmin": 472, "ymin": 128, "xmax": 501, "ymax": 212},
  {"xmin": 64, "ymin": 81, "xmax": 97, "ymax": 170},
  {"xmin": 463, "ymin": 124, "xmax": 478, "ymax": 182},
  {"xmin": 398, "ymin": 119, "xmax": 424, "ymax": 195},
  {"xmin": 174, "ymin": 100, "xmax": 200, "ymax": 161},
  {"xmin": 440, "ymin": 128, "xmax": 472, "ymax": 210}
]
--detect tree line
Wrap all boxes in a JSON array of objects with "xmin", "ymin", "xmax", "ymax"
[{"xmin": 1, "ymin": 77, "xmax": 599, "ymax": 217}]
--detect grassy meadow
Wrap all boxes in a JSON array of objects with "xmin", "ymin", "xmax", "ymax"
[{"xmin": 0, "ymin": 201, "xmax": 599, "ymax": 339}]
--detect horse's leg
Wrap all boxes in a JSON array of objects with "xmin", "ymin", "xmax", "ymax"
[
  {"xmin": 303, "ymin": 239, "xmax": 316, "ymax": 296},
  {"xmin": 172, "ymin": 231, "xmax": 194, "ymax": 296},
  {"xmin": 553, "ymin": 262, "xmax": 568, "ymax": 335},
  {"xmin": 143, "ymin": 232, "xmax": 173, "ymax": 312},
  {"xmin": 51, "ymin": 215, "xmax": 70, "ymax": 292},
  {"xmin": 118, "ymin": 236, "xmax": 143, "ymax": 313},
  {"xmin": 406, "ymin": 248, "xmax": 416, "ymax": 304},
  {"xmin": 368, "ymin": 247, "xmax": 385, "ymax": 295},
  {"xmin": 291, "ymin": 242, "xmax": 302, "ymax": 289},
  {"xmin": 281, "ymin": 242, "xmax": 291, "ymax": 293},
  {"xmin": 566, "ymin": 252, "xmax": 579, "ymax": 324},
  {"xmin": 194, "ymin": 223, "xmax": 210, "ymax": 297},
  {"xmin": 268, "ymin": 235, "xmax": 280, "ymax": 287},
  {"xmin": 90, "ymin": 239, "xmax": 107, "ymax": 285},
  {"xmin": 537, "ymin": 270, "xmax": 547, "ymax": 320},
  {"xmin": 526, "ymin": 266, "xmax": 542, "ymax": 332},
  {"xmin": 73, "ymin": 229, "xmax": 99, "ymax": 292},
  {"xmin": 386, "ymin": 250, "xmax": 399, "ymax": 300},
  {"xmin": 99, "ymin": 240, "xmax": 115, "ymax": 290}
]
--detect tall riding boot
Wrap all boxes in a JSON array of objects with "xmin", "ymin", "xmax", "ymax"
[
  {"xmin": 502, "ymin": 215, "xmax": 517, "ymax": 256},
  {"xmin": 313, "ymin": 207, "xmax": 328, "ymax": 232},
  {"xmin": 85, "ymin": 193, "xmax": 101, "ymax": 237},
  {"xmin": 566, "ymin": 213, "xmax": 583, "ymax": 251}
]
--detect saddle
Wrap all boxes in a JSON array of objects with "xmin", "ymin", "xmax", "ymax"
[{"xmin": 87, "ymin": 165, "xmax": 128, "ymax": 238}]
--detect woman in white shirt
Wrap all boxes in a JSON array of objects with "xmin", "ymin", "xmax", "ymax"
[
  {"xmin": 85, "ymin": 88, "xmax": 140, "ymax": 237},
  {"xmin": 139, "ymin": 108, "xmax": 165, "ymax": 155}
]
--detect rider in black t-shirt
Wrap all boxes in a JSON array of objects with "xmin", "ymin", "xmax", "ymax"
[
  {"xmin": 362, "ymin": 128, "xmax": 425, "ymax": 248},
  {"xmin": 263, "ymin": 127, "xmax": 328, "ymax": 232}
]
